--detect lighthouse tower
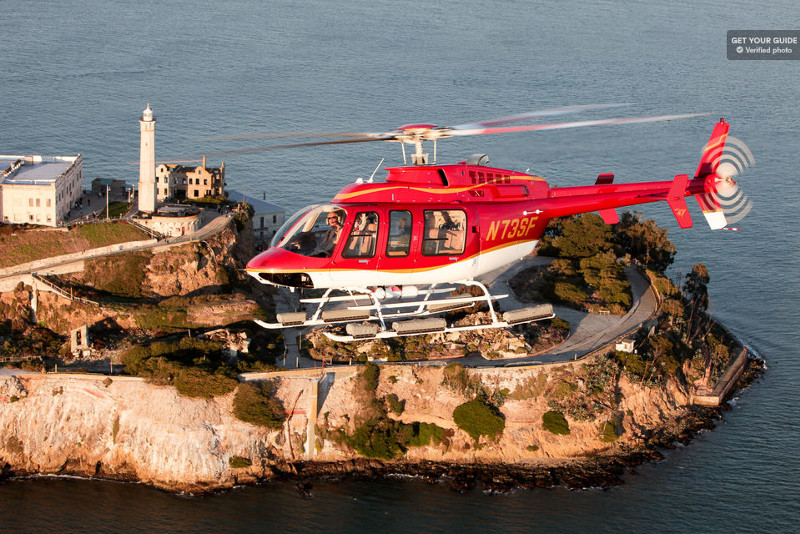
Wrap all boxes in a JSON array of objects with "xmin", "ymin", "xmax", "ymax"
[{"xmin": 138, "ymin": 104, "xmax": 157, "ymax": 213}]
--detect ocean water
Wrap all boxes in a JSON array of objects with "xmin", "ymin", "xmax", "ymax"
[{"xmin": 2, "ymin": 0, "xmax": 799, "ymax": 532}]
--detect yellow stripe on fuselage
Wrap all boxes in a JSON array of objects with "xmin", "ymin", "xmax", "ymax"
[{"xmin": 333, "ymin": 175, "xmax": 545, "ymax": 202}]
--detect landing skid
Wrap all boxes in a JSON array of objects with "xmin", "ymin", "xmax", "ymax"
[{"xmin": 255, "ymin": 280, "xmax": 555, "ymax": 342}]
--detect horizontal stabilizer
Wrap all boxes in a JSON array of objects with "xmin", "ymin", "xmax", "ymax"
[{"xmin": 595, "ymin": 172, "xmax": 614, "ymax": 185}]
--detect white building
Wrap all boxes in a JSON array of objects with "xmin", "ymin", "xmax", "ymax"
[
  {"xmin": 138, "ymin": 104, "xmax": 157, "ymax": 213},
  {"xmin": 227, "ymin": 190, "xmax": 285, "ymax": 247},
  {"xmin": 0, "ymin": 154, "xmax": 83, "ymax": 226}
]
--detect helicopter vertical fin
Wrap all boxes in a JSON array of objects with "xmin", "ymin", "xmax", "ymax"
[
  {"xmin": 597, "ymin": 208, "xmax": 619, "ymax": 224},
  {"xmin": 694, "ymin": 119, "xmax": 730, "ymax": 229},
  {"xmin": 667, "ymin": 173, "xmax": 693, "ymax": 228}
]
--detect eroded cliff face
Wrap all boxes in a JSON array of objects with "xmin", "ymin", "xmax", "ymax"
[{"xmin": 0, "ymin": 359, "xmax": 696, "ymax": 492}]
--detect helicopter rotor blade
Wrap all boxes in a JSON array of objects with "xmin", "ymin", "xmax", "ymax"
[
  {"xmin": 194, "ymin": 131, "xmax": 383, "ymax": 142},
  {"xmin": 450, "ymin": 103, "xmax": 629, "ymax": 130},
  {"xmin": 201, "ymin": 135, "xmax": 391, "ymax": 157},
  {"xmin": 449, "ymin": 113, "xmax": 711, "ymax": 137}
]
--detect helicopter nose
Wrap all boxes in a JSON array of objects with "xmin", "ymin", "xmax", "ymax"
[{"xmin": 245, "ymin": 248, "xmax": 318, "ymax": 288}]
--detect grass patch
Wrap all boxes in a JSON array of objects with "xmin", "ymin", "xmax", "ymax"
[{"xmin": 0, "ymin": 222, "xmax": 149, "ymax": 268}]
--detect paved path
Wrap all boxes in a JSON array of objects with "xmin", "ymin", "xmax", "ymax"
[
  {"xmin": 0, "ymin": 213, "xmax": 234, "ymax": 290},
  {"xmin": 265, "ymin": 256, "xmax": 657, "ymax": 371}
]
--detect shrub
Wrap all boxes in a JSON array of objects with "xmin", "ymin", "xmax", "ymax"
[
  {"xmin": 406, "ymin": 422, "xmax": 446, "ymax": 448},
  {"xmin": 232, "ymin": 382, "xmax": 286, "ymax": 430},
  {"xmin": 173, "ymin": 367, "xmax": 238, "ymax": 399},
  {"xmin": 357, "ymin": 361, "xmax": 380, "ymax": 393},
  {"xmin": 228, "ymin": 456, "xmax": 253, "ymax": 469},
  {"xmin": 348, "ymin": 418, "xmax": 405, "ymax": 459},
  {"xmin": 599, "ymin": 420, "xmax": 620, "ymax": 443},
  {"xmin": 542, "ymin": 411, "xmax": 570, "ymax": 435},
  {"xmin": 385, "ymin": 393, "xmax": 405, "ymax": 415},
  {"xmin": 453, "ymin": 398, "xmax": 505, "ymax": 442}
]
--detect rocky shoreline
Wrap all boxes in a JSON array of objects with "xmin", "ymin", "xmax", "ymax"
[{"xmin": 0, "ymin": 358, "xmax": 762, "ymax": 495}]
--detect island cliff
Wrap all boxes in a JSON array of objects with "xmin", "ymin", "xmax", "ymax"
[{"xmin": 0, "ymin": 212, "xmax": 759, "ymax": 493}]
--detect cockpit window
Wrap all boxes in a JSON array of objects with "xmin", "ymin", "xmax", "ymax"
[{"xmin": 273, "ymin": 204, "xmax": 347, "ymax": 257}]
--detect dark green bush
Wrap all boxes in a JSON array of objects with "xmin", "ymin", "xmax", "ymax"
[
  {"xmin": 542, "ymin": 410, "xmax": 570, "ymax": 435},
  {"xmin": 173, "ymin": 367, "xmax": 238, "ymax": 399},
  {"xmin": 232, "ymin": 382, "xmax": 286, "ymax": 430},
  {"xmin": 385, "ymin": 393, "xmax": 405, "ymax": 415},
  {"xmin": 453, "ymin": 398, "xmax": 505, "ymax": 442},
  {"xmin": 348, "ymin": 418, "xmax": 405, "ymax": 459},
  {"xmin": 358, "ymin": 361, "xmax": 380, "ymax": 393}
]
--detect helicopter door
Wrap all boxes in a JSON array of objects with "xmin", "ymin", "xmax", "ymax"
[
  {"xmin": 329, "ymin": 210, "xmax": 380, "ymax": 286},
  {"xmin": 376, "ymin": 209, "xmax": 417, "ymax": 285}
]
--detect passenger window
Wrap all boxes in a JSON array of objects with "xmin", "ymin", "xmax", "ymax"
[
  {"xmin": 387, "ymin": 211, "xmax": 412, "ymax": 257},
  {"xmin": 343, "ymin": 212, "xmax": 379, "ymax": 258},
  {"xmin": 422, "ymin": 210, "xmax": 466, "ymax": 256}
]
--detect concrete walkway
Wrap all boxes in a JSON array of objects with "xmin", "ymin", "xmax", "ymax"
[{"xmin": 264, "ymin": 255, "xmax": 658, "ymax": 370}]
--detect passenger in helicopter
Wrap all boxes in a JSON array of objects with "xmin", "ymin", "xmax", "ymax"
[{"xmin": 344, "ymin": 212, "xmax": 378, "ymax": 257}]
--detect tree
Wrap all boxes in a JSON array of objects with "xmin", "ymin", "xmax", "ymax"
[
  {"xmin": 684, "ymin": 263, "xmax": 710, "ymax": 312},
  {"xmin": 553, "ymin": 214, "xmax": 613, "ymax": 259},
  {"xmin": 614, "ymin": 211, "xmax": 676, "ymax": 273}
]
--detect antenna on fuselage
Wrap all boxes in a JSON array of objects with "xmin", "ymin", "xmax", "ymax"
[{"xmin": 368, "ymin": 158, "xmax": 384, "ymax": 183}]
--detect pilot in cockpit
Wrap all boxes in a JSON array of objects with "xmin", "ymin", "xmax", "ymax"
[{"xmin": 312, "ymin": 210, "xmax": 343, "ymax": 257}]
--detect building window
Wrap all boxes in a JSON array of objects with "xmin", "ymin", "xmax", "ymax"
[
  {"xmin": 260, "ymin": 217, "xmax": 264, "ymax": 229},
  {"xmin": 36, "ymin": 198, "xmax": 40, "ymax": 207},
  {"xmin": 29, "ymin": 198, "xmax": 34, "ymax": 207},
  {"xmin": 194, "ymin": 190, "xmax": 199, "ymax": 197},
  {"xmin": 273, "ymin": 215, "xmax": 277, "ymax": 223},
  {"xmin": 47, "ymin": 199, "xmax": 51, "ymax": 207}
]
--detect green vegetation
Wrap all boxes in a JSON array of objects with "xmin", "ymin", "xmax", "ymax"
[
  {"xmin": 441, "ymin": 363, "xmax": 484, "ymax": 397},
  {"xmin": 232, "ymin": 382, "xmax": 286, "ymax": 429},
  {"xmin": 228, "ymin": 455, "xmax": 253, "ymax": 469},
  {"xmin": 0, "ymin": 222, "xmax": 149, "ymax": 268},
  {"xmin": 515, "ymin": 211, "xmax": 681, "ymax": 314},
  {"xmin": 98, "ymin": 202, "xmax": 132, "ymax": 220},
  {"xmin": 121, "ymin": 337, "xmax": 239, "ymax": 398},
  {"xmin": 347, "ymin": 418, "xmax": 447, "ymax": 460},
  {"xmin": 599, "ymin": 420, "xmax": 621, "ymax": 443},
  {"xmin": 84, "ymin": 252, "xmax": 152, "ymax": 299},
  {"xmin": 542, "ymin": 411, "xmax": 570, "ymax": 435},
  {"xmin": 452, "ymin": 398, "xmax": 505, "ymax": 442},
  {"xmin": 385, "ymin": 393, "xmax": 405, "ymax": 415}
]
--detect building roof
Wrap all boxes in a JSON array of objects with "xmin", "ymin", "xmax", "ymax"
[
  {"xmin": 227, "ymin": 189, "xmax": 284, "ymax": 213},
  {"xmin": 0, "ymin": 155, "xmax": 79, "ymax": 186}
]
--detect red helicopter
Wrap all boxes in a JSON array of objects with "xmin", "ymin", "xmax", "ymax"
[{"xmin": 236, "ymin": 106, "xmax": 751, "ymax": 341}]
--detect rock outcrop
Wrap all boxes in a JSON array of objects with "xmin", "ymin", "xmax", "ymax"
[{"xmin": 0, "ymin": 357, "xmax": 724, "ymax": 493}]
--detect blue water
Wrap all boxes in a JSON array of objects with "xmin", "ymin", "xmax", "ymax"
[{"xmin": 2, "ymin": 0, "xmax": 799, "ymax": 532}]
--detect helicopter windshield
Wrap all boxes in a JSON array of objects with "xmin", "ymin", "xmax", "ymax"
[{"xmin": 271, "ymin": 204, "xmax": 347, "ymax": 258}]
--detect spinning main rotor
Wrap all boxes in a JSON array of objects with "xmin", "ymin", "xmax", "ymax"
[{"xmin": 200, "ymin": 104, "xmax": 709, "ymax": 165}]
